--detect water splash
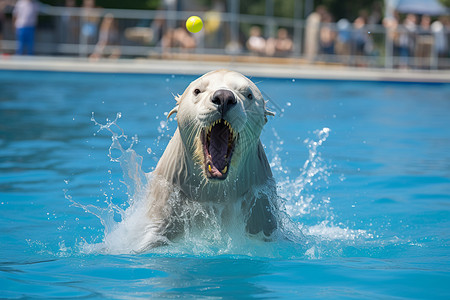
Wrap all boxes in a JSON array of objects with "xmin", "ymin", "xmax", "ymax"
[
  {"xmin": 66, "ymin": 115, "xmax": 371, "ymax": 258},
  {"xmin": 270, "ymin": 127, "xmax": 373, "ymax": 258},
  {"xmin": 64, "ymin": 113, "xmax": 152, "ymax": 254},
  {"xmin": 277, "ymin": 128, "xmax": 332, "ymax": 219}
]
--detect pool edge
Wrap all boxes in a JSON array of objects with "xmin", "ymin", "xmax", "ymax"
[{"xmin": 1, "ymin": 55, "xmax": 450, "ymax": 83}]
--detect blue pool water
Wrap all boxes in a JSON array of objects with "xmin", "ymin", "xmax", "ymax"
[{"xmin": 1, "ymin": 70, "xmax": 449, "ymax": 299}]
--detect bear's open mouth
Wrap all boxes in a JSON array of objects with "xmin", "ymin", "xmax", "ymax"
[{"xmin": 200, "ymin": 119, "xmax": 237, "ymax": 180}]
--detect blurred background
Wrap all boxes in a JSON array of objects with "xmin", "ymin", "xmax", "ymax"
[{"xmin": 0, "ymin": 0, "xmax": 449, "ymax": 69}]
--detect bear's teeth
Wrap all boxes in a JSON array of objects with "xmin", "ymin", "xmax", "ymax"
[
  {"xmin": 222, "ymin": 166, "xmax": 227, "ymax": 174},
  {"xmin": 208, "ymin": 164, "xmax": 212, "ymax": 172}
]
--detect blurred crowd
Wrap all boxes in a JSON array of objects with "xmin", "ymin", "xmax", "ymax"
[
  {"xmin": 303, "ymin": 4, "xmax": 450, "ymax": 68},
  {"xmin": 0, "ymin": 0, "xmax": 449, "ymax": 69},
  {"xmin": 384, "ymin": 12, "xmax": 449, "ymax": 68}
]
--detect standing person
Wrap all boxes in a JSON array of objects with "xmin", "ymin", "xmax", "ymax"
[
  {"xmin": 319, "ymin": 12, "xmax": 336, "ymax": 58},
  {"xmin": 266, "ymin": 28, "xmax": 293, "ymax": 57},
  {"xmin": 13, "ymin": 0, "xmax": 39, "ymax": 55},
  {"xmin": 397, "ymin": 14, "xmax": 417, "ymax": 68},
  {"xmin": 304, "ymin": 5, "xmax": 327, "ymax": 62},
  {"xmin": 416, "ymin": 15, "xmax": 433, "ymax": 68},
  {"xmin": 431, "ymin": 17, "xmax": 448, "ymax": 60},
  {"xmin": 0, "ymin": 0, "xmax": 13, "ymax": 53},
  {"xmin": 89, "ymin": 13, "xmax": 121, "ymax": 60},
  {"xmin": 81, "ymin": 0, "xmax": 99, "ymax": 45},
  {"xmin": 79, "ymin": 0, "xmax": 100, "ymax": 57},
  {"xmin": 245, "ymin": 26, "xmax": 266, "ymax": 56},
  {"xmin": 61, "ymin": 0, "xmax": 79, "ymax": 44}
]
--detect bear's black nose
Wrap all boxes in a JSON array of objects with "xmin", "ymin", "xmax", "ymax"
[{"xmin": 212, "ymin": 89, "xmax": 236, "ymax": 115}]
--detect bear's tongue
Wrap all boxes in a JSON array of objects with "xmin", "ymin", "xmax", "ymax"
[{"xmin": 208, "ymin": 122, "xmax": 230, "ymax": 172}]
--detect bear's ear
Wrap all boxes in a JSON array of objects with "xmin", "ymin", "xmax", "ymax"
[{"xmin": 167, "ymin": 105, "xmax": 178, "ymax": 119}]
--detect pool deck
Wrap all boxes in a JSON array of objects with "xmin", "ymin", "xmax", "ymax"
[{"xmin": 1, "ymin": 55, "xmax": 450, "ymax": 83}]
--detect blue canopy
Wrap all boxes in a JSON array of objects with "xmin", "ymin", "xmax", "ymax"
[{"xmin": 395, "ymin": 0, "xmax": 449, "ymax": 15}]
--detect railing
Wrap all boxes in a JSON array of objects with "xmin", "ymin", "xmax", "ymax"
[{"xmin": 1, "ymin": 5, "xmax": 449, "ymax": 70}]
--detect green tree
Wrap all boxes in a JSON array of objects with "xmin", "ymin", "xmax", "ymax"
[
  {"xmin": 40, "ymin": 0, "xmax": 161, "ymax": 10},
  {"xmin": 240, "ymin": 0, "xmax": 295, "ymax": 18},
  {"xmin": 315, "ymin": 0, "xmax": 382, "ymax": 21},
  {"xmin": 238, "ymin": 0, "xmax": 382, "ymax": 21},
  {"xmin": 439, "ymin": 0, "xmax": 450, "ymax": 7}
]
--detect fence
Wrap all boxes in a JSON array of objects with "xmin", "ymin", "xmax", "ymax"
[{"xmin": 1, "ymin": 5, "xmax": 449, "ymax": 69}]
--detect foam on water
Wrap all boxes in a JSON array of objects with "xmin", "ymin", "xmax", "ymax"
[{"xmin": 65, "ymin": 113, "xmax": 372, "ymax": 258}]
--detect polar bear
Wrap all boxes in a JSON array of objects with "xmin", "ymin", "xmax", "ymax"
[{"xmin": 144, "ymin": 70, "xmax": 278, "ymax": 249}]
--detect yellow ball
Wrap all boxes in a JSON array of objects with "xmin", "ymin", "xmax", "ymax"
[{"xmin": 186, "ymin": 16, "xmax": 203, "ymax": 33}]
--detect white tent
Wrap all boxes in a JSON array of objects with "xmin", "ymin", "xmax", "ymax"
[{"xmin": 388, "ymin": 0, "xmax": 449, "ymax": 16}]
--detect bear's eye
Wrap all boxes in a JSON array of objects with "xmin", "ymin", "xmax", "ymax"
[
  {"xmin": 194, "ymin": 89, "xmax": 201, "ymax": 96},
  {"xmin": 247, "ymin": 93, "xmax": 253, "ymax": 100}
]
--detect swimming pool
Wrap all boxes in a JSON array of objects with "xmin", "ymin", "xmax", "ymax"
[{"xmin": 1, "ymin": 70, "xmax": 449, "ymax": 299}]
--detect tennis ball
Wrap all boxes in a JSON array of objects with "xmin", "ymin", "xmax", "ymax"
[{"xmin": 186, "ymin": 16, "xmax": 203, "ymax": 33}]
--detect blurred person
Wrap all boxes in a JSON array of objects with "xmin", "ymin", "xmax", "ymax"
[
  {"xmin": 0, "ymin": 2, "xmax": 2, "ymax": 53},
  {"xmin": 416, "ymin": 15, "xmax": 433, "ymax": 68},
  {"xmin": 246, "ymin": 26, "xmax": 266, "ymax": 56},
  {"xmin": 304, "ymin": 5, "xmax": 327, "ymax": 62},
  {"xmin": 335, "ymin": 18, "xmax": 351, "ymax": 57},
  {"xmin": 418, "ymin": 15, "xmax": 431, "ymax": 33},
  {"xmin": 319, "ymin": 12, "xmax": 336, "ymax": 58},
  {"xmin": 161, "ymin": 26, "xmax": 196, "ymax": 55},
  {"xmin": 13, "ymin": 0, "xmax": 40, "ymax": 55},
  {"xmin": 402, "ymin": 14, "xmax": 418, "ymax": 67},
  {"xmin": 352, "ymin": 14, "xmax": 373, "ymax": 57},
  {"xmin": 266, "ymin": 28, "xmax": 293, "ymax": 57},
  {"xmin": 81, "ymin": 0, "xmax": 99, "ymax": 45},
  {"xmin": 0, "ymin": 0, "xmax": 14, "ymax": 53},
  {"xmin": 150, "ymin": 13, "xmax": 165, "ymax": 46},
  {"xmin": 368, "ymin": 1, "xmax": 383, "ymax": 25},
  {"xmin": 89, "ymin": 13, "xmax": 120, "ymax": 60},
  {"xmin": 445, "ymin": 17, "xmax": 450, "ymax": 57},
  {"xmin": 125, "ymin": 9, "xmax": 166, "ymax": 46},
  {"xmin": 383, "ymin": 14, "xmax": 399, "ymax": 65},
  {"xmin": 431, "ymin": 17, "xmax": 448, "ymax": 60},
  {"xmin": 61, "ymin": 0, "xmax": 79, "ymax": 44},
  {"xmin": 391, "ymin": 14, "xmax": 416, "ymax": 68}
]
